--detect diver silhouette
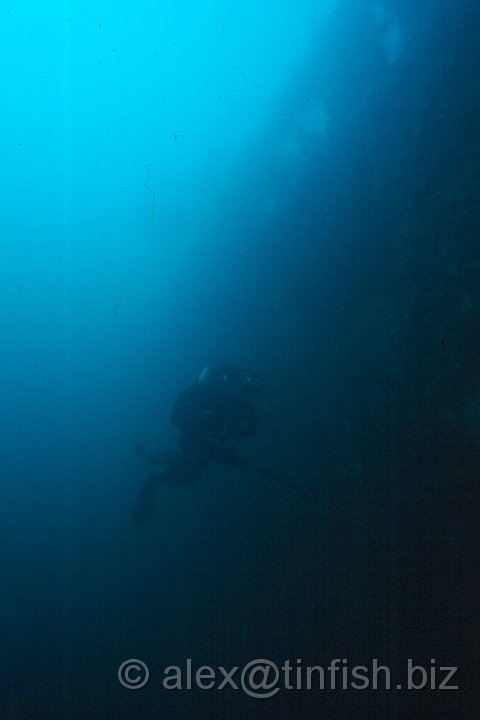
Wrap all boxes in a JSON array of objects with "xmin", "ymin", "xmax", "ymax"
[{"xmin": 131, "ymin": 366, "xmax": 262, "ymax": 525}]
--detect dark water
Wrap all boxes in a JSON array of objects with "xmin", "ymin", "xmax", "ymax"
[{"xmin": 1, "ymin": 1, "xmax": 479, "ymax": 718}]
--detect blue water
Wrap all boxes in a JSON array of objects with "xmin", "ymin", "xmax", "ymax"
[{"xmin": 1, "ymin": 1, "xmax": 479, "ymax": 717}]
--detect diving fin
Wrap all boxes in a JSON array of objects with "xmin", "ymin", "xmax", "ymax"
[{"xmin": 130, "ymin": 474, "xmax": 159, "ymax": 525}]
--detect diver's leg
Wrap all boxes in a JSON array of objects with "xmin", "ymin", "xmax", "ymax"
[
  {"xmin": 155, "ymin": 457, "xmax": 198, "ymax": 486},
  {"xmin": 155, "ymin": 448, "xmax": 212, "ymax": 487},
  {"xmin": 131, "ymin": 448, "xmax": 213, "ymax": 525},
  {"xmin": 130, "ymin": 472, "xmax": 161, "ymax": 525}
]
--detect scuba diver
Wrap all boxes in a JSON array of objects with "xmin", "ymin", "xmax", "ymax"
[{"xmin": 131, "ymin": 366, "xmax": 263, "ymax": 525}]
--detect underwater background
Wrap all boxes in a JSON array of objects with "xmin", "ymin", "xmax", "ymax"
[{"xmin": 1, "ymin": 0, "xmax": 479, "ymax": 717}]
